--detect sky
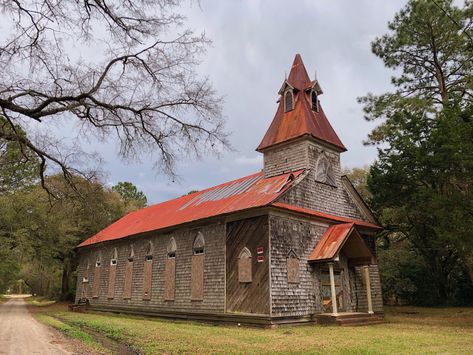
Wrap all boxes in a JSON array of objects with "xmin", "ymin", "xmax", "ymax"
[{"xmin": 35, "ymin": 1, "xmax": 413, "ymax": 204}]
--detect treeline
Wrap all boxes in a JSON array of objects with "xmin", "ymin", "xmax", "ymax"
[
  {"xmin": 352, "ymin": 0, "xmax": 473, "ymax": 306},
  {"xmin": 0, "ymin": 121, "xmax": 147, "ymax": 299}
]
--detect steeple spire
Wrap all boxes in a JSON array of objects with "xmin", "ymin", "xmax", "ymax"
[{"xmin": 256, "ymin": 54, "xmax": 345, "ymax": 153}]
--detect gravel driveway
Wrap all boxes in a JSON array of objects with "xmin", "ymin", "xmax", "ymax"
[{"xmin": 0, "ymin": 296, "xmax": 71, "ymax": 355}]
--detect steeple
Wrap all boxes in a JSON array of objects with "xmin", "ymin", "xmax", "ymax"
[{"xmin": 256, "ymin": 54, "xmax": 346, "ymax": 153}]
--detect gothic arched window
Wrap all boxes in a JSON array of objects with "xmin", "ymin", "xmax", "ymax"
[
  {"xmin": 238, "ymin": 247, "xmax": 252, "ymax": 283},
  {"xmin": 143, "ymin": 241, "xmax": 154, "ymax": 300},
  {"xmin": 110, "ymin": 248, "xmax": 118, "ymax": 265},
  {"xmin": 164, "ymin": 237, "xmax": 177, "ymax": 301},
  {"xmin": 315, "ymin": 155, "xmax": 336, "ymax": 186},
  {"xmin": 191, "ymin": 232, "xmax": 205, "ymax": 300},
  {"xmin": 311, "ymin": 90, "xmax": 318, "ymax": 112},
  {"xmin": 284, "ymin": 90, "xmax": 294, "ymax": 112}
]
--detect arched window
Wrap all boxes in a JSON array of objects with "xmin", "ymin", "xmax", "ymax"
[
  {"xmin": 287, "ymin": 250, "xmax": 300, "ymax": 284},
  {"xmin": 191, "ymin": 232, "xmax": 205, "ymax": 300},
  {"xmin": 315, "ymin": 155, "xmax": 336, "ymax": 186},
  {"xmin": 284, "ymin": 90, "xmax": 293, "ymax": 112},
  {"xmin": 123, "ymin": 244, "xmax": 134, "ymax": 300},
  {"xmin": 110, "ymin": 248, "xmax": 118, "ymax": 265},
  {"xmin": 128, "ymin": 244, "xmax": 134, "ymax": 262},
  {"xmin": 108, "ymin": 248, "xmax": 118, "ymax": 299},
  {"xmin": 95, "ymin": 252, "xmax": 102, "ymax": 267},
  {"xmin": 238, "ymin": 247, "xmax": 252, "ymax": 283},
  {"xmin": 143, "ymin": 241, "xmax": 154, "ymax": 300},
  {"xmin": 92, "ymin": 252, "xmax": 102, "ymax": 298},
  {"xmin": 145, "ymin": 241, "xmax": 153, "ymax": 261},
  {"xmin": 164, "ymin": 237, "xmax": 177, "ymax": 301},
  {"xmin": 167, "ymin": 237, "xmax": 177, "ymax": 258},
  {"xmin": 193, "ymin": 232, "xmax": 205, "ymax": 255},
  {"xmin": 311, "ymin": 90, "xmax": 318, "ymax": 112}
]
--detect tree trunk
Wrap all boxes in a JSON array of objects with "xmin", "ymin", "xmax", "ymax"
[{"xmin": 61, "ymin": 260, "xmax": 71, "ymax": 301}]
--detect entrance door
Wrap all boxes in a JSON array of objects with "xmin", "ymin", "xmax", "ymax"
[{"xmin": 321, "ymin": 269, "xmax": 346, "ymax": 313}]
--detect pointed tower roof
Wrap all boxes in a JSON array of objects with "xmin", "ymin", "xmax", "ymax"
[{"xmin": 257, "ymin": 54, "xmax": 346, "ymax": 152}]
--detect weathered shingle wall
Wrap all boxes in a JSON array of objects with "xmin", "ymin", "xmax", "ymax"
[
  {"xmin": 269, "ymin": 215, "xmax": 326, "ymax": 316},
  {"xmin": 263, "ymin": 140, "xmax": 309, "ymax": 178},
  {"xmin": 75, "ymin": 222, "xmax": 226, "ymax": 313},
  {"xmin": 277, "ymin": 141, "xmax": 366, "ymax": 221}
]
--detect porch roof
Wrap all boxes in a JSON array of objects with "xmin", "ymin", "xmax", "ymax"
[{"xmin": 308, "ymin": 223, "xmax": 374, "ymax": 264}]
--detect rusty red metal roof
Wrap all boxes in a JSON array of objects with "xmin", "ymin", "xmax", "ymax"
[
  {"xmin": 257, "ymin": 54, "xmax": 346, "ymax": 152},
  {"xmin": 271, "ymin": 203, "xmax": 381, "ymax": 229},
  {"xmin": 308, "ymin": 223, "xmax": 354, "ymax": 262},
  {"xmin": 78, "ymin": 170, "xmax": 304, "ymax": 247}
]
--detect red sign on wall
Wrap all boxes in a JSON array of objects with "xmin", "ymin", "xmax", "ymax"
[
  {"xmin": 257, "ymin": 255, "xmax": 264, "ymax": 263},
  {"xmin": 257, "ymin": 247, "xmax": 264, "ymax": 254}
]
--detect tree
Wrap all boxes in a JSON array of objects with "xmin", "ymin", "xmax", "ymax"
[
  {"xmin": 0, "ymin": 1, "xmax": 229, "ymax": 195},
  {"xmin": 0, "ymin": 117, "xmax": 39, "ymax": 192},
  {"xmin": 343, "ymin": 166, "xmax": 372, "ymax": 201},
  {"xmin": 360, "ymin": 0, "xmax": 473, "ymax": 304},
  {"xmin": 112, "ymin": 181, "xmax": 148, "ymax": 211}
]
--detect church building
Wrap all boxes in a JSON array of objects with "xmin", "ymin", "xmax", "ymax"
[{"xmin": 75, "ymin": 54, "xmax": 383, "ymax": 326}]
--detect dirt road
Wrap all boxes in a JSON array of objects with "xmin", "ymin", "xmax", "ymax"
[{"xmin": 0, "ymin": 296, "xmax": 71, "ymax": 355}]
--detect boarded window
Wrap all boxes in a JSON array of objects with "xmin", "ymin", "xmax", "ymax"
[
  {"xmin": 315, "ymin": 155, "xmax": 336, "ymax": 186},
  {"xmin": 123, "ymin": 245, "xmax": 134, "ymax": 299},
  {"xmin": 164, "ymin": 237, "xmax": 177, "ymax": 300},
  {"xmin": 81, "ymin": 261, "xmax": 90, "ymax": 299},
  {"xmin": 92, "ymin": 257, "xmax": 101, "ymax": 298},
  {"xmin": 143, "ymin": 241, "xmax": 153, "ymax": 300},
  {"xmin": 123, "ymin": 260, "xmax": 133, "ymax": 299},
  {"xmin": 107, "ymin": 248, "xmax": 118, "ymax": 299},
  {"xmin": 284, "ymin": 90, "xmax": 293, "ymax": 112},
  {"xmin": 191, "ymin": 232, "xmax": 205, "ymax": 300},
  {"xmin": 238, "ymin": 247, "xmax": 252, "ymax": 283},
  {"xmin": 287, "ymin": 250, "xmax": 300, "ymax": 284}
]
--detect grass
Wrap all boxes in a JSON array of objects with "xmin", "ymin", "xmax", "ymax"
[
  {"xmin": 32, "ymin": 304, "xmax": 473, "ymax": 354},
  {"xmin": 25, "ymin": 295, "xmax": 57, "ymax": 306}
]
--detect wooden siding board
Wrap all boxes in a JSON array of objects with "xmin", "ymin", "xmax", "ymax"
[
  {"xmin": 164, "ymin": 258, "xmax": 176, "ymax": 301},
  {"xmin": 143, "ymin": 260, "xmax": 153, "ymax": 300},
  {"xmin": 107, "ymin": 264, "xmax": 117, "ymax": 299},
  {"xmin": 123, "ymin": 261, "xmax": 133, "ymax": 299},
  {"xmin": 191, "ymin": 254, "xmax": 204, "ymax": 300},
  {"xmin": 92, "ymin": 266, "xmax": 101, "ymax": 298},
  {"xmin": 226, "ymin": 216, "xmax": 270, "ymax": 314}
]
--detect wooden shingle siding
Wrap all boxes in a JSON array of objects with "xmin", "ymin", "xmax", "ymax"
[
  {"xmin": 274, "ymin": 141, "xmax": 366, "ymax": 221},
  {"xmin": 92, "ymin": 266, "xmax": 101, "ymax": 298},
  {"xmin": 142, "ymin": 260, "xmax": 153, "ymax": 300},
  {"xmin": 226, "ymin": 216, "xmax": 270, "ymax": 314},
  {"xmin": 123, "ymin": 261, "xmax": 133, "ymax": 299},
  {"xmin": 191, "ymin": 254, "xmax": 204, "ymax": 300},
  {"xmin": 75, "ymin": 222, "xmax": 225, "ymax": 313},
  {"xmin": 107, "ymin": 264, "xmax": 117, "ymax": 299},
  {"xmin": 164, "ymin": 258, "xmax": 176, "ymax": 301},
  {"xmin": 269, "ymin": 215, "xmax": 325, "ymax": 317}
]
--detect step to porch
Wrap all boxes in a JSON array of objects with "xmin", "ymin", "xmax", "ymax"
[{"xmin": 316, "ymin": 312, "xmax": 384, "ymax": 326}]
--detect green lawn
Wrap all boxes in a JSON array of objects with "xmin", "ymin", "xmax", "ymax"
[{"xmin": 31, "ymin": 304, "xmax": 473, "ymax": 354}]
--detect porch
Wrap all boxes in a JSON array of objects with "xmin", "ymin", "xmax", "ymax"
[{"xmin": 309, "ymin": 223, "xmax": 383, "ymax": 325}]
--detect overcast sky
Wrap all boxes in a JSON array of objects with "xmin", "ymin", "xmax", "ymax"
[{"xmin": 90, "ymin": 0, "xmax": 409, "ymax": 204}]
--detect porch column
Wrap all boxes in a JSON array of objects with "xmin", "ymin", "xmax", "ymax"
[
  {"xmin": 363, "ymin": 265, "xmax": 374, "ymax": 314},
  {"xmin": 328, "ymin": 262, "xmax": 338, "ymax": 314}
]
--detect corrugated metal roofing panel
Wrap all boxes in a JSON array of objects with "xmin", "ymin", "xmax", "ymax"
[
  {"xmin": 308, "ymin": 223, "xmax": 354, "ymax": 262},
  {"xmin": 78, "ymin": 170, "xmax": 303, "ymax": 247}
]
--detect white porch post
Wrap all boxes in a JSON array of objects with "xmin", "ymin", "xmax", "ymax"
[
  {"xmin": 363, "ymin": 265, "xmax": 374, "ymax": 314},
  {"xmin": 328, "ymin": 262, "xmax": 338, "ymax": 315}
]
